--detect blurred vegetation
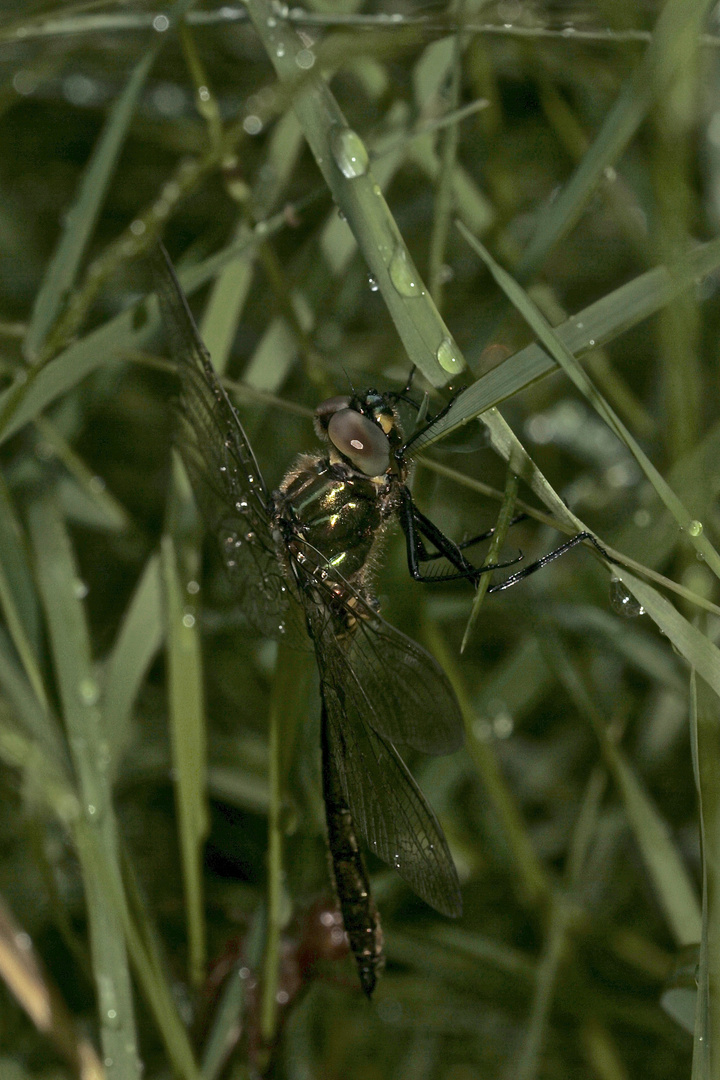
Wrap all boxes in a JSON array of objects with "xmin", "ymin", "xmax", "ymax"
[{"xmin": 0, "ymin": 0, "xmax": 719, "ymax": 1077}]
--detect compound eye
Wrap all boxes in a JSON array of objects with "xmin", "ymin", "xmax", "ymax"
[
  {"xmin": 315, "ymin": 395, "xmax": 352, "ymax": 424},
  {"xmin": 327, "ymin": 408, "xmax": 390, "ymax": 475}
]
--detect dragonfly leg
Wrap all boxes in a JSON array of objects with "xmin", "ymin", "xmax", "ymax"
[
  {"xmin": 487, "ymin": 532, "xmax": 612, "ymax": 594},
  {"xmin": 398, "ymin": 489, "xmax": 522, "ymax": 584}
]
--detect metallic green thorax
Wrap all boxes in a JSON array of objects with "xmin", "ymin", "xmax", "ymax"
[{"xmin": 273, "ymin": 453, "xmax": 398, "ymax": 591}]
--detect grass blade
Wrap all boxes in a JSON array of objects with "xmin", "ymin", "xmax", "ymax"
[
  {"xmin": 28, "ymin": 492, "xmax": 140, "ymax": 1077},
  {"xmin": 24, "ymin": 48, "xmax": 158, "ymax": 360}
]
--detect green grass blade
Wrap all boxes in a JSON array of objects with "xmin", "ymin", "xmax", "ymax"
[
  {"xmin": 244, "ymin": 0, "xmax": 465, "ymax": 387},
  {"xmin": 0, "ymin": 204, "xmax": 298, "ymax": 447},
  {"xmin": 27, "ymin": 492, "xmax": 140, "ymax": 1077},
  {"xmin": 160, "ymin": 521, "xmax": 208, "ymax": 989},
  {"xmin": 424, "ymin": 235, "xmax": 720, "ymax": 445},
  {"xmin": 103, "ymin": 553, "xmax": 164, "ymax": 767},
  {"xmin": 611, "ymin": 568, "xmax": 720, "ymax": 701},
  {"xmin": 459, "ymin": 226, "xmax": 720, "ymax": 577},
  {"xmin": 24, "ymin": 48, "xmax": 158, "ymax": 360}
]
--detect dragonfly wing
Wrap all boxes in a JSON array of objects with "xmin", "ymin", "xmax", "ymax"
[
  {"xmin": 344, "ymin": 613, "xmax": 464, "ymax": 755},
  {"xmin": 155, "ymin": 247, "xmax": 296, "ymax": 641},
  {"xmin": 321, "ymin": 671, "xmax": 462, "ymax": 918}
]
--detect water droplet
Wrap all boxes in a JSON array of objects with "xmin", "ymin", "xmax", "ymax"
[
  {"xmin": 267, "ymin": 15, "xmax": 277, "ymax": 26},
  {"xmin": 295, "ymin": 48, "xmax": 315, "ymax": 70},
  {"xmin": 73, "ymin": 578, "xmax": 89, "ymax": 599},
  {"xmin": 687, "ymin": 519, "xmax": 703, "ymax": 537},
  {"xmin": 198, "ymin": 85, "xmax": 210, "ymax": 103},
  {"xmin": 78, "ymin": 678, "xmax": 100, "ymax": 706},
  {"xmin": 368, "ymin": 275, "xmax": 379, "ymax": 292},
  {"xmin": 243, "ymin": 114, "xmax": 262, "ymax": 135},
  {"xmin": 331, "ymin": 127, "xmax": 369, "ymax": 178},
  {"xmin": 609, "ymin": 578, "xmax": 645, "ymax": 618},
  {"xmin": 152, "ymin": 13, "xmax": 170, "ymax": 31},
  {"xmin": 130, "ymin": 219, "xmax": 146, "ymax": 236},
  {"xmin": 186, "ymin": 580, "xmax": 200, "ymax": 595},
  {"xmin": 96, "ymin": 740, "xmax": 111, "ymax": 772},
  {"xmin": 389, "ymin": 246, "xmax": 421, "ymax": 297},
  {"xmin": 276, "ymin": 989, "xmax": 290, "ymax": 1004},
  {"xmin": 15, "ymin": 931, "xmax": 31, "ymax": 951},
  {"xmin": 278, "ymin": 622, "xmax": 286, "ymax": 634},
  {"xmin": 393, "ymin": 853, "xmax": 401, "ymax": 868},
  {"xmin": 276, "ymin": 43, "xmax": 285, "ymax": 57},
  {"xmin": 86, "ymin": 803, "xmax": 97, "ymax": 817},
  {"xmin": 436, "ymin": 336, "xmax": 462, "ymax": 373},
  {"xmin": 182, "ymin": 612, "xmax": 196, "ymax": 629}
]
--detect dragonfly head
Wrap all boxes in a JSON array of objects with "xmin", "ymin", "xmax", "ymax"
[{"xmin": 314, "ymin": 390, "xmax": 405, "ymax": 477}]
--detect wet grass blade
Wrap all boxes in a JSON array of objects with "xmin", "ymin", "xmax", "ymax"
[
  {"xmin": 161, "ymin": 527, "xmax": 208, "ymax": 990},
  {"xmin": 244, "ymin": 0, "xmax": 464, "ymax": 388},
  {"xmin": 458, "ymin": 225, "xmax": 720, "ymax": 578},
  {"xmin": 27, "ymin": 492, "xmax": 140, "ymax": 1077},
  {"xmin": 423, "ymin": 235, "xmax": 720, "ymax": 445}
]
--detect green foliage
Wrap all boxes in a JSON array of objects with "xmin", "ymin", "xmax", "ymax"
[{"xmin": 0, "ymin": 2, "xmax": 717, "ymax": 1078}]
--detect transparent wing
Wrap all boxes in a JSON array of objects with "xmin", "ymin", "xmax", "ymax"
[
  {"xmin": 321, "ymin": 667, "xmax": 462, "ymax": 918},
  {"xmin": 346, "ymin": 615, "xmax": 463, "ymax": 755},
  {"xmin": 154, "ymin": 246, "xmax": 294, "ymax": 640}
]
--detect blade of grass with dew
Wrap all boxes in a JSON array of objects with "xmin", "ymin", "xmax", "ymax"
[
  {"xmin": 459, "ymin": 224, "xmax": 720, "ymax": 577},
  {"xmin": 74, "ymin": 816, "xmax": 203, "ymax": 1080},
  {"xmin": 514, "ymin": 0, "xmax": 715, "ymax": 282},
  {"xmin": 421, "ymin": 235, "xmax": 720, "ymax": 446},
  {"xmin": 0, "ymin": 199, "xmax": 304, "ymax": 447},
  {"xmin": 160, "ymin": 523, "xmax": 208, "ymax": 990},
  {"xmin": 24, "ymin": 47, "xmax": 158, "ymax": 360},
  {"xmin": 609, "ymin": 568, "xmax": 720, "ymax": 701},
  {"xmin": 461, "ymin": 467, "xmax": 519, "ymax": 652},
  {"xmin": 547, "ymin": 632, "xmax": 702, "ymax": 946},
  {"xmin": 690, "ymin": 672, "xmax": 714, "ymax": 1080},
  {"xmin": 244, "ymin": 0, "xmax": 464, "ymax": 388},
  {"xmin": 103, "ymin": 553, "xmax": 164, "ymax": 768},
  {"xmin": 27, "ymin": 492, "xmax": 140, "ymax": 1077}
]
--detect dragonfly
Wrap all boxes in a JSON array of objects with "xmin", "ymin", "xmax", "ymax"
[{"xmin": 153, "ymin": 245, "xmax": 601, "ymax": 996}]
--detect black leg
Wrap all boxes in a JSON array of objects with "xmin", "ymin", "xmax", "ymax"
[
  {"xmin": 396, "ymin": 385, "xmax": 466, "ymax": 458},
  {"xmin": 487, "ymin": 532, "xmax": 612, "ymax": 594},
  {"xmin": 398, "ymin": 488, "xmax": 523, "ymax": 584},
  {"xmin": 420, "ymin": 513, "xmax": 529, "ymax": 562}
]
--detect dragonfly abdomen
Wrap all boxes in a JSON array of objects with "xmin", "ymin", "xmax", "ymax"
[{"xmin": 321, "ymin": 705, "xmax": 384, "ymax": 997}]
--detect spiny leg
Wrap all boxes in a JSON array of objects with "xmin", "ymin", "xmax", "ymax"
[{"xmin": 487, "ymin": 532, "xmax": 612, "ymax": 594}]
